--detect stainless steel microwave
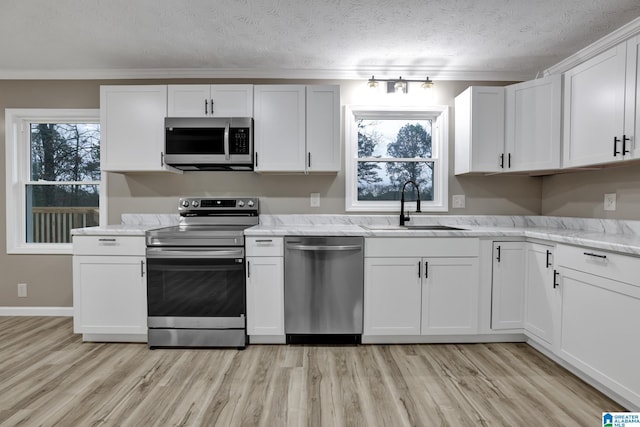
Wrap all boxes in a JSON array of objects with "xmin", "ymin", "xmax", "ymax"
[{"xmin": 164, "ymin": 117, "xmax": 253, "ymax": 171}]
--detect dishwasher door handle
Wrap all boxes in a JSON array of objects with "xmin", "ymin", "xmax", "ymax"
[{"xmin": 287, "ymin": 244, "xmax": 362, "ymax": 252}]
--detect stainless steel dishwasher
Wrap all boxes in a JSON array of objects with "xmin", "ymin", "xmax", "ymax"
[{"xmin": 284, "ymin": 236, "xmax": 364, "ymax": 344}]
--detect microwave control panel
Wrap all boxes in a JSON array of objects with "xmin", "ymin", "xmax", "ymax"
[{"xmin": 230, "ymin": 128, "xmax": 251, "ymax": 155}]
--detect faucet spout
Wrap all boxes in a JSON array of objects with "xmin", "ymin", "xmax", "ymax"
[{"xmin": 400, "ymin": 180, "xmax": 421, "ymax": 226}]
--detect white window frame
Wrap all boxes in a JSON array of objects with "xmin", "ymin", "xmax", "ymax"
[
  {"xmin": 344, "ymin": 105, "xmax": 449, "ymax": 212},
  {"xmin": 5, "ymin": 108, "xmax": 104, "ymax": 254}
]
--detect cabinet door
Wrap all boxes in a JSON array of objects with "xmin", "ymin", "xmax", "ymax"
[
  {"xmin": 524, "ymin": 243, "xmax": 558, "ymax": 349},
  {"xmin": 558, "ymin": 267, "xmax": 640, "ymax": 407},
  {"xmin": 491, "ymin": 241, "xmax": 526, "ymax": 330},
  {"xmin": 421, "ymin": 257, "xmax": 479, "ymax": 335},
  {"xmin": 625, "ymin": 34, "xmax": 640, "ymax": 159},
  {"xmin": 454, "ymin": 86, "xmax": 504, "ymax": 174},
  {"xmin": 306, "ymin": 85, "xmax": 340, "ymax": 172},
  {"xmin": 167, "ymin": 84, "xmax": 211, "ymax": 117},
  {"xmin": 210, "ymin": 85, "xmax": 254, "ymax": 117},
  {"xmin": 101, "ymin": 85, "xmax": 175, "ymax": 172},
  {"xmin": 563, "ymin": 44, "xmax": 627, "ymax": 167},
  {"xmin": 73, "ymin": 255, "xmax": 147, "ymax": 336},
  {"xmin": 254, "ymin": 85, "xmax": 306, "ymax": 172},
  {"xmin": 364, "ymin": 258, "xmax": 421, "ymax": 335},
  {"xmin": 505, "ymin": 75, "xmax": 561, "ymax": 171},
  {"xmin": 246, "ymin": 257, "xmax": 284, "ymax": 336}
]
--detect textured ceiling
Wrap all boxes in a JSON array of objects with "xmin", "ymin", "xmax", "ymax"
[{"xmin": 1, "ymin": 0, "xmax": 639, "ymax": 80}]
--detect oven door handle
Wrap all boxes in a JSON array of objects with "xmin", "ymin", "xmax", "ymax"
[
  {"xmin": 146, "ymin": 248, "xmax": 244, "ymax": 259},
  {"xmin": 287, "ymin": 244, "xmax": 362, "ymax": 252}
]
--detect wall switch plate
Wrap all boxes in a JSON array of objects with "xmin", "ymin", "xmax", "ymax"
[
  {"xmin": 604, "ymin": 193, "xmax": 616, "ymax": 211},
  {"xmin": 452, "ymin": 195, "xmax": 466, "ymax": 209},
  {"xmin": 310, "ymin": 193, "xmax": 320, "ymax": 207},
  {"xmin": 17, "ymin": 283, "xmax": 27, "ymax": 297}
]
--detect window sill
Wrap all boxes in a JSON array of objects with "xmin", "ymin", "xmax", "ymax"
[{"xmin": 7, "ymin": 244, "xmax": 73, "ymax": 255}]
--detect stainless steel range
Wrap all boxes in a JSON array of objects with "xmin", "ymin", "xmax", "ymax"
[{"xmin": 145, "ymin": 197, "xmax": 259, "ymax": 349}]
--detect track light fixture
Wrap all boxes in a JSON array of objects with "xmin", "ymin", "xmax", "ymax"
[{"xmin": 367, "ymin": 75, "xmax": 434, "ymax": 93}]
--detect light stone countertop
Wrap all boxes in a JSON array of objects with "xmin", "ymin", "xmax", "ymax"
[{"xmin": 71, "ymin": 214, "xmax": 640, "ymax": 257}]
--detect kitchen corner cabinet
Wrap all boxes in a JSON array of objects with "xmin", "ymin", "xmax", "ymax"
[
  {"xmin": 167, "ymin": 84, "xmax": 253, "ymax": 117},
  {"xmin": 100, "ymin": 85, "xmax": 179, "ymax": 173},
  {"xmin": 253, "ymin": 85, "xmax": 340, "ymax": 173},
  {"xmin": 245, "ymin": 237, "xmax": 285, "ymax": 341},
  {"xmin": 504, "ymin": 74, "xmax": 562, "ymax": 171},
  {"xmin": 491, "ymin": 241, "xmax": 526, "ymax": 330},
  {"xmin": 454, "ymin": 86, "xmax": 505, "ymax": 174},
  {"xmin": 556, "ymin": 244, "xmax": 640, "ymax": 408},
  {"xmin": 72, "ymin": 235, "xmax": 147, "ymax": 342},
  {"xmin": 364, "ymin": 238, "xmax": 479, "ymax": 337},
  {"xmin": 523, "ymin": 242, "xmax": 559, "ymax": 350},
  {"xmin": 563, "ymin": 35, "xmax": 640, "ymax": 167}
]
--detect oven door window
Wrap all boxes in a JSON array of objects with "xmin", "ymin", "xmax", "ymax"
[{"xmin": 147, "ymin": 257, "xmax": 245, "ymax": 317}]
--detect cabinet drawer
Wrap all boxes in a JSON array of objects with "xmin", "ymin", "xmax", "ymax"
[
  {"xmin": 556, "ymin": 244, "xmax": 640, "ymax": 287},
  {"xmin": 73, "ymin": 235, "xmax": 146, "ymax": 256},
  {"xmin": 246, "ymin": 237, "xmax": 283, "ymax": 256},
  {"xmin": 365, "ymin": 238, "xmax": 479, "ymax": 257}
]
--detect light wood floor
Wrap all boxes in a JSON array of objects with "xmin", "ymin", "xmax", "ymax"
[{"xmin": 0, "ymin": 317, "xmax": 623, "ymax": 426}]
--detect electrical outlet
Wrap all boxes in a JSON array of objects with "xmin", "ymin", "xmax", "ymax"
[
  {"xmin": 17, "ymin": 283, "xmax": 27, "ymax": 298},
  {"xmin": 310, "ymin": 193, "xmax": 320, "ymax": 207},
  {"xmin": 604, "ymin": 193, "xmax": 617, "ymax": 211},
  {"xmin": 452, "ymin": 195, "xmax": 466, "ymax": 209}
]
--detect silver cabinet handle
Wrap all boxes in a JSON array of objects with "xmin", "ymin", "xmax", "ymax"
[
  {"xmin": 247, "ymin": 260, "xmax": 251, "ymax": 278},
  {"xmin": 224, "ymin": 121, "xmax": 230, "ymax": 160},
  {"xmin": 98, "ymin": 238, "xmax": 117, "ymax": 243},
  {"xmin": 287, "ymin": 244, "xmax": 361, "ymax": 252},
  {"xmin": 255, "ymin": 239, "xmax": 273, "ymax": 243},
  {"xmin": 140, "ymin": 260, "xmax": 145, "ymax": 277}
]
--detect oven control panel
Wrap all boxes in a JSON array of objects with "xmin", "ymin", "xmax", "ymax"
[{"xmin": 178, "ymin": 197, "xmax": 259, "ymax": 214}]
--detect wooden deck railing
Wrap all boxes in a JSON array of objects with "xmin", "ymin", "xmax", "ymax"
[{"xmin": 31, "ymin": 207, "xmax": 99, "ymax": 243}]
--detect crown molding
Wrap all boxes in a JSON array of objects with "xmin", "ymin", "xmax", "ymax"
[
  {"xmin": 544, "ymin": 16, "xmax": 640, "ymax": 76},
  {"xmin": 0, "ymin": 67, "xmax": 532, "ymax": 82}
]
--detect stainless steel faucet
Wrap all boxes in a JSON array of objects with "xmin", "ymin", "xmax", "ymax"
[{"xmin": 400, "ymin": 180, "xmax": 421, "ymax": 226}]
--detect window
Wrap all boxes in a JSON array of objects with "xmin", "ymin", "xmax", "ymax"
[
  {"xmin": 345, "ymin": 106, "xmax": 448, "ymax": 212},
  {"xmin": 5, "ymin": 109, "xmax": 102, "ymax": 254}
]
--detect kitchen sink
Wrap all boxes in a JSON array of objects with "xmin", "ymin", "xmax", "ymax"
[{"xmin": 361, "ymin": 225, "xmax": 467, "ymax": 231}]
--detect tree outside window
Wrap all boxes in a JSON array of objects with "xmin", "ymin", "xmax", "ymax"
[
  {"xmin": 345, "ymin": 105, "xmax": 448, "ymax": 212},
  {"xmin": 27, "ymin": 123, "xmax": 100, "ymax": 243},
  {"xmin": 356, "ymin": 119, "xmax": 434, "ymax": 202}
]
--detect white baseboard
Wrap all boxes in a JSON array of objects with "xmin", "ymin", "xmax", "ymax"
[{"xmin": 0, "ymin": 306, "xmax": 73, "ymax": 317}]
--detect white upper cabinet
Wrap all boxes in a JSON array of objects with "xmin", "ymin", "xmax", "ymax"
[
  {"xmin": 455, "ymin": 77, "xmax": 562, "ymax": 175},
  {"xmin": 454, "ymin": 86, "xmax": 505, "ymax": 174},
  {"xmin": 563, "ymin": 42, "xmax": 630, "ymax": 167},
  {"xmin": 254, "ymin": 85, "xmax": 340, "ymax": 173},
  {"xmin": 306, "ymin": 85, "xmax": 341, "ymax": 171},
  {"xmin": 625, "ymin": 34, "xmax": 640, "ymax": 160},
  {"xmin": 101, "ymin": 85, "xmax": 179, "ymax": 173},
  {"xmin": 505, "ymin": 74, "xmax": 562, "ymax": 171},
  {"xmin": 167, "ymin": 84, "xmax": 253, "ymax": 117}
]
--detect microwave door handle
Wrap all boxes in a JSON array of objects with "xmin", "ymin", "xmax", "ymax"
[{"xmin": 224, "ymin": 121, "xmax": 230, "ymax": 160}]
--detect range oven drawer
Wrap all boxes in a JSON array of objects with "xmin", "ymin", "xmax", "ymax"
[{"xmin": 148, "ymin": 328, "xmax": 246, "ymax": 348}]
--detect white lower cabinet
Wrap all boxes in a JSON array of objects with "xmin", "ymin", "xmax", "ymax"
[
  {"xmin": 421, "ymin": 257, "xmax": 479, "ymax": 335},
  {"xmin": 364, "ymin": 257, "xmax": 422, "ymax": 335},
  {"xmin": 523, "ymin": 242, "xmax": 559, "ymax": 350},
  {"xmin": 364, "ymin": 238, "xmax": 479, "ymax": 338},
  {"xmin": 245, "ymin": 237, "xmax": 285, "ymax": 343},
  {"xmin": 491, "ymin": 241, "xmax": 526, "ymax": 330},
  {"xmin": 72, "ymin": 235, "xmax": 147, "ymax": 342},
  {"xmin": 246, "ymin": 257, "xmax": 284, "ymax": 337},
  {"xmin": 556, "ymin": 245, "xmax": 640, "ymax": 408}
]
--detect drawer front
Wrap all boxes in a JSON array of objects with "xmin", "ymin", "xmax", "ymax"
[
  {"xmin": 365, "ymin": 238, "xmax": 479, "ymax": 258},
  {"xmin": 73, "ymin": 235, "xmax": 146, "ymax": 256},
  {"xmin": 556, "ymin": 244, "xmax": 640, "ymax": 287},
  {"xmin": 246, "ymin": 237, "xmax": 284, "ymax": 256}
]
